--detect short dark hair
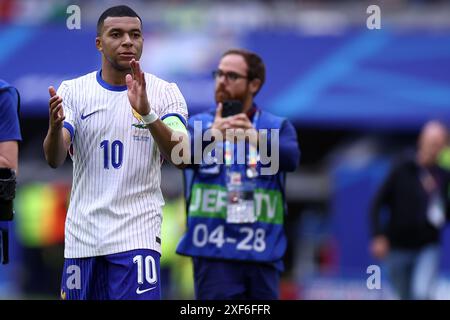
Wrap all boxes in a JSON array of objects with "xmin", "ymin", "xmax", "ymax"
[
  {"xmin": 222, "ymin": 48, "xmax": 266, "ymax": 96},
  {"xmin": 97, "ymin": 5, "xmax": 142, "ymax": 36}
]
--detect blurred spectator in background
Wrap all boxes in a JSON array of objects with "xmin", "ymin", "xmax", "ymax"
[
  {"xmin": 370, "ymin": 120, "xmax": 450, "ymax": 300},
  {"xmin": 176, "ymin": 49, "xmax": 300, "ymax": 299},
  {"xmin": 0, "ymin": 79, "xmax": 21, "ymax": 265}
]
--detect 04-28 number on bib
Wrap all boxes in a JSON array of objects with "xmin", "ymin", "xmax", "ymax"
[{"xmin": 192, "ymin": 224, "xmax": 266, "ymax": 252}]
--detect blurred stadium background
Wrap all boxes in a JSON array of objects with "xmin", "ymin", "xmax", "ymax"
[{"xmin": 1, "ymin": 0, "xmax": 450, "ymax": 299}]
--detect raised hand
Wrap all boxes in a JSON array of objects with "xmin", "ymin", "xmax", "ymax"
[
  {"xmin": 229, "ymin": 113, "xmax": 254, "ymax": 130},
  {"xmin": 212, "ymin": 103, "xmax": 231, "ymax": 137},
  {"xmin": 125, "ymin": 59, "xmax": 150, "ymax": 116},
  {"xmin": 48, "ymin": 86, "xmax": 65, "ymax": 131}
]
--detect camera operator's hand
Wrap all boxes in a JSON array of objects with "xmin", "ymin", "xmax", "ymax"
[
  {"xmin": 228, "ymin": 113, "xmax": 258, "ymax": 145},
  {"xmin": 228, "ymin": 113, "xmax": 254, "ymax": 130},
  {"xmin": 211, "ymin": 103, "xmax": 231, "ymax": 139}
]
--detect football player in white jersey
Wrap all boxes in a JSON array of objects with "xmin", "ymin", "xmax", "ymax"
[{"xmin": 43, "ymin": 5, "xmax": 189, "ymax": 300}]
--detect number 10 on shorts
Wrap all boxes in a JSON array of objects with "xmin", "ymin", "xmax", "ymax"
[{"xmin": 133, "ymin": 255, "xmax": 157, "ymax": 285}]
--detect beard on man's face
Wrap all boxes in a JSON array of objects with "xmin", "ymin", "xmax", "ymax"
[
  {"xmin": 215, "ymin": 88, "xmax": 247, "ymax": 104},
  {"xmin": 215, "ymin": 88, "xmax": 231, "ymax": 103}
]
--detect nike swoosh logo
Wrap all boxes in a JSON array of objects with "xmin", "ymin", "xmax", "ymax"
[
  {"xmin": 136, "ymin": 286, "xmax": 157, "ymax": 295},
  {"xmin": 80, "ymin": 111, "xmax": 99, "ymax": 120}
]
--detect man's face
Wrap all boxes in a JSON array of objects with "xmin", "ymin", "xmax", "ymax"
[
  {"xmin": 96, "ymin": 16, "xmax": 143, "ymax": 71},
  {"xmin": 214, "ymin": 54, "xmax": 251, "ymax": 104}
]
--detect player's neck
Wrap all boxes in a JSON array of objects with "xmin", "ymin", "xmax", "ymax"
[{"xmin": 101, "ymin": 64, "xmax": 129, "ymax": 86}]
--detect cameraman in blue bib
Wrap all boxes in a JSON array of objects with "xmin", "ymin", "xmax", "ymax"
[{"xmin": 176, "ymin": 49, "xmax": 300, "ymax": 299}]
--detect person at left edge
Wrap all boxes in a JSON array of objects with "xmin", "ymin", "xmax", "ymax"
[
  {"xmin": 43, "ymin": 5, "xmax": 189, "ymax": 300},
  {"xmin": 0, "ymin": 79, "xmax": 21, "ymax": 265}
]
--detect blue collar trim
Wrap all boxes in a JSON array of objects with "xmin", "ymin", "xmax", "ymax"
[{"xmin": 96, "ymin": 70, "xmax": 128, "ymax": 92}]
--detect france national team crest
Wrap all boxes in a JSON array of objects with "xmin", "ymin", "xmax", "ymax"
[
  {"xmin": 131, "ymin": 108, "xmax": 147, "ymax": 129},
  {"xmin": 131, "ymin": 108, "xmax": 150, "ymax": 142}
]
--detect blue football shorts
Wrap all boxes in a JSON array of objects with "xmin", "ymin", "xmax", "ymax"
[{"xmin": 60, "ymin": 249, "xmax": 161, "ymax": 300}]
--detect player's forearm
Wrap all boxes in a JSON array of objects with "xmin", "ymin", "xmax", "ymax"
[
  {"xmin": 43, "ymin": 128, "xmax": 68, "ymax": 168},
  {"xmin": 0, "ymin": 142, "xmax": 18, "ymax": 171},
  {"xmin": 147, "ymin": 120, "xmax": 190, "ymax": 169}
]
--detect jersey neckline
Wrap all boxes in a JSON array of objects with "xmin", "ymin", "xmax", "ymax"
[{"xmin": 96, "ymin": 70, "xmax": 128, "ymax": 92}]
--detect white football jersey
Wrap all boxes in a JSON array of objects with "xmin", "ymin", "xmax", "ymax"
[{"xmin": 58, "ymin": 70, "xmax": 188, "ymax": 258}]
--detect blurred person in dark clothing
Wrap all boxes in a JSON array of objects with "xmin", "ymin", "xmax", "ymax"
[{"xmin": 370, "ymin": 120, "xmax": 450, "ymax": 300}]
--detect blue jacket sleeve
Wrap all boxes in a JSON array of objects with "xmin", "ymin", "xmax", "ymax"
[
  {"xmin": 0, "ymin": 87, "xmax": 21, "ymax": 142},
  {"xmin": 278, "ymin": 120, "xmax": 300, "ymax": 172}
]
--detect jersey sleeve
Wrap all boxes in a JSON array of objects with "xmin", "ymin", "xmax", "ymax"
[
  {"xmin": 57, "ymin": 81, "xmax": 76, "ymax": 142},
  {"xmin": 159, "ymin": 82, "xmax": 188, "ymax": 128},
  {"xmin": 0, "ymin": 87, "xmax": 21, "ymax": 142}
]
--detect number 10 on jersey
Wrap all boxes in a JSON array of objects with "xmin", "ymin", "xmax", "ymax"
[{"xmin": 100, "ymin": 139, "xmax": 123, "ymax": 169}]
